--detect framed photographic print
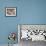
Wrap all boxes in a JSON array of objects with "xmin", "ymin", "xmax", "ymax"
[
  {"xmin": 5, "ymin": 7, "xmax": 16, "ymax": 16},
  {"xmin": 18, "ymin": 24, "xmax": 46, "ymax": 42}
]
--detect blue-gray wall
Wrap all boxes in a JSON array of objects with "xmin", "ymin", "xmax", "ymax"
[{"xmin": 0, "ymin": 0, "xmax": 46, "ymax": 44}]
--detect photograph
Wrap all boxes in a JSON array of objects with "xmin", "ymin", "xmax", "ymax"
[
  {"xmin": 6, "ymin": 7, "xmax": 16, "ymax": 16},
  {"xmin": 18, "ymin": 24, "xmax": 46, "ymax": 46}
]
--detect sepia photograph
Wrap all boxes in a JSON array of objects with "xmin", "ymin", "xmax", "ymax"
[{"xmin": 6, "ymin": 7, "xmax": 16, "ymax": 16}]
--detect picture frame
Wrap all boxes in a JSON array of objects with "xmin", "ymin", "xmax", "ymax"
[
  {"xmin": 18, "ymin": 24, "xmax": 46, "ymax": 42},
  {"xmin": 5, "ymin": 7, "xmax": 16, "ymax": 16}
]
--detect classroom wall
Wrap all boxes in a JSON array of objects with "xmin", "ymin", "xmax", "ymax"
[{"xmin": 0, "ymin": 0, "xmax": 46, "ymax": 44}]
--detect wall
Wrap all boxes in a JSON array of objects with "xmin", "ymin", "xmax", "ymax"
[
  {"xmin": 0, "ymin": 0, "xmax": 46, "ymax": 44},
  {"xmin": 20, "ymin": 0, "xmax": 46, "ymax": 24}
]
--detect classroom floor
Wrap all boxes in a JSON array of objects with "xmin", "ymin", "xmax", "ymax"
[
  {"xmin": 0, "ymin": 40, "xmax": 46, "ymax": 46},
  {"xmin": 19, "ymin": 39, "xmax": 46, "ymax": 46}
]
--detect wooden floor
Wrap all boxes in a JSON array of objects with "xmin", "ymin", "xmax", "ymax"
[
  {"xmin": 0, "ymin": 40, "xmax": 46, "ymax": 46},
  {"xmin": 19, "ymin": 39, "xmax": 46, "ymax": 46}
]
